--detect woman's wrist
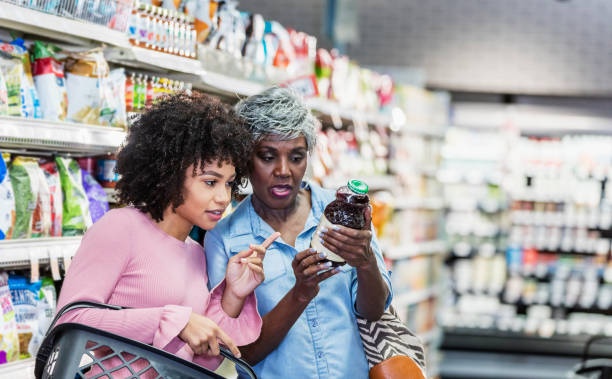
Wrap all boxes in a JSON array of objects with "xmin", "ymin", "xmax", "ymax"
[{"xmin": 221, "ymin": 285, "xmax": 247, "ymax": 318}]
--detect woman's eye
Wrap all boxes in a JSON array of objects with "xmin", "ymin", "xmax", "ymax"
[
  {"xmin": 259, "ymin": 155, "xmax": 274, "ymax": 162},
  {"xmin": 204, "ymin": 180, "xmax": 216, "ymax": 187},
  {"xmin": 226, "ymin": 181, "xmax": 235, "ymax": 187},
  {"xmin": 292, "ymin": 155, "xmax": 305, "ymax": 162}
]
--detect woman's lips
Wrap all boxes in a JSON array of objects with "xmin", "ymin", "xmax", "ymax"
[
  {"xmin": 269, "ymin": 185, "xmax": 292, "ymax": 198},
  {"xmin": 205, "ymin": 210, "xmax": 223, "ymax": 221}
]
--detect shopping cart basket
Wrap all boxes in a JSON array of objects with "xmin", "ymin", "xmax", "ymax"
[{"xmin": 35, "ymin": 301, "xmax": 257, "ymax": 379}]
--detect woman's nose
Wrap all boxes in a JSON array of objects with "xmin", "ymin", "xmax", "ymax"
[{"xmin": 273, "ymin": 157, "xmax": 290, "ymax": 177}]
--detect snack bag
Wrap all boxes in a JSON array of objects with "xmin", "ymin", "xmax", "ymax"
[
  {"xmin": 36, "ymin": 277, "xmax": 56, "ymax": 344},
  {"xmin": 65, "ymin": 49, "xmax": 110, "ymax": 125},
  {"xmin": 0, "ymin": 153, "xmax": 16, "ymax": 240},
  {"xmin": 82, "ymin": 170, "xmax": 109, "ymax": 223},
  {"xmin": 100, "ymin": 68, "xmax": 126, "ymax": 129},
  {"xmin": 8, "ymin": 275, "xmax": 41, "ymax": 358},
  {"xmin": 9, "ymin": 157, "xmax": 37, "ymax": 239},
  {"xmin": 39, "ymin": 160, "xmax": 63, "ymax": 237},
  {"xmin": 30, "ymin": 163, "xmax": 52, "ymax": 238},
  {"xmin": 56, "ymin": 157, "xmax": 92, "ymax": 236},
  {"xmin": 0, "ymin": 69, "xmax": 8, "ymax": 116},
  {"xmin": 0, "ymin": 50, "xmax": 24, "ymax": 117},
  {"xmin": 0, "ymin": 272, "xmax": 19, "ymax": 364},
  {"xmin": 32, "ymin": 41, "xmax": 67, "ymax": 121},
  {"xmin": 0, "ymin": 41, "xmax": 40, "ymax": 118}
]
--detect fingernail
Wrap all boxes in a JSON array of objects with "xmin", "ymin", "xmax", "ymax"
[
  {"xmin": 240, "ymin": 258, "xmax": 248, "ymax": 263},
  {"xmin": 333, "ymin": 225, "xmax": 341, "ymax": 231},
  {"xmin": 324, "ymin": 261, "xmax": 332, "ymax": 268},
  {"xmin": 309, "ymin": 248, "xmax": 317, "ymax": 253},
  {"xmin": 321, "ymin": 227, "xmax": 328, "ymax": 233},
  {"xmin": 319, "ymin": 239, "xmax": 325, "ymax": 245},
  {"xmin": 333, "ymin": 268, "xmax": 341, "ymax": 273},
  {"xmin": 319, "ymin": 231, "xmax": 325, "ymax": 237},
  {"xmin": 319, "ymin": 252, "xmax": 326, "ymax": 258}
]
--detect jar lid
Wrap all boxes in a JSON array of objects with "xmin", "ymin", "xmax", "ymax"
[{"xmin": 347, "ymin": 179, "xmax": 369, "ymax": 194}]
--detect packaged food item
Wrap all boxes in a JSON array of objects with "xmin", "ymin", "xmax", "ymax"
[
  {"xmin": 194, "ymin": 0, "xmax": 218, "ymax": 44},
  {"xmin": 32, "ymin": 41, "xmax": 67, "ymax": 121},
  {"xmin": 9, "ymin": 157, "xmax": 38, "ymax": 239},
  {"xmin": 311, "ymin": 179, "xmax": 370, "ymax": 266},
  {"xmin": 1, "ymin": 40, "xmax": 40, "ymax": 118},
  {"xmin": 82, "ymin": 170, "xmax": 109, "ymax": 223},
  {"xmin": 65, "ymin": 49, "xmax": 110, "ymax": 125},
  {"xmin": 8, "ymin": 275, "xmax": 42, "ymax": 359},
  {"xmin": 56, "ymin": 157, "xmax": 92, "ymax": 236},
  {"xmin": 0, "ymin": 153, "xmax": 15, "ymax": 240},
  {"xmin": 0, "ymin": 69, "xmax": 7, "ymax": 116},
  {"xmin": 30, "ymin": 163, "xmax": 52, "ymax": 238},
  {"xmin": 96, "ymin": 155, "xmax": 119, "ymax": 188},
  {"xmin": 0, "ymin": 50, "xmax": 24, "ymax": 117},
  {"xmin": 37, "ymin": 277, "xmax": 56, "ymax": 342},
  {"xmin": 103, "ymin": 68, "xmax": 127, "ymax": 129},
  {"xmin": 0, "ymin": 272, "xmax": 19, "ymax": 364},
  {"xmin": 39, "ymin": 160, "xmax": 63, "ymax": 237}
]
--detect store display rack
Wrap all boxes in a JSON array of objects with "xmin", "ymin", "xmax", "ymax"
[{"xmin": 0, "ymin": 4, "xmax": 450, "ymax": 377}]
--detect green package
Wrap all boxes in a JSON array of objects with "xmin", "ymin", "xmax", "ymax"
[
  {"xmin": 55, "ymin": 157, "xmax": 92, "ymax": 236},
  {"xmin": 9, "ymin": 157, "xmax": 36, "ymax": 239}
]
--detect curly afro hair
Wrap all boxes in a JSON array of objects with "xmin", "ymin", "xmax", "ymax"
[{"xmin": 116, "ymin": 92, "xmax": 252, "ymax": 222}]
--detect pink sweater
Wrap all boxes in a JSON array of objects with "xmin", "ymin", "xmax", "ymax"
[{"xmin": 56, "ymin": 207, "xmax": 262, "ymax": 376}]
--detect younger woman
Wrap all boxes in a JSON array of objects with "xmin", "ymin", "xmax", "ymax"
[{"xmin": 56, "ymin": 93, "xmax": 273, "ymax": 376}]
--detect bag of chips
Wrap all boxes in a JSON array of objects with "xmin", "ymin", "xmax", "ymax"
[
  {"xmin": 39, "ymin": 160, "xmax": 63, "ymax": 237},
  {"xmin": 65, "ymin": 49, "xmax": 110, "ymax": 125},
  {"xmin": 82, "ymin": 170, "xmax": 109, "ymax": 223},
  {"xmin": 32, "ymin": 41, "xmax": 67, "ymax": 121},
  {"xmin": 56, "ymin": 157, "xmax": 92, "ymax": 236},
  {"xmin": 0, "ymin": 153, "xmax": 16, "ymax": 240},
  {"xmin": 100, "ymin": 68, "xmax": 127, "ymax": 129}
]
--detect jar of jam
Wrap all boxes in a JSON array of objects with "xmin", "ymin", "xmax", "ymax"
[{"xmin": 311, "ymin": 179, "xmax": 370, "ymax": 266}]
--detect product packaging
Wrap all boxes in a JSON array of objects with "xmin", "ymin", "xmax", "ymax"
[
  {"xmin": 82, "ymin": 170, "xmax": 109, "ymax": 223},
  {"xmin": 8, "ymin": 275, "xmax": 42, "ymax": 358},
  {"xmin": 0, "ymin": 153, "xmax": 15, "ymax": 240},
  {"xmin": 9, "ymin": 157, "xmax": 38, "ymax": 239},
  {"xmin": 39, "ymin": 160, "xmax": 63, "ymax": 237},
  {"xmin": 65, "ymin": 49, "xmax": 110, "ymax": 125},
  {"xmin": 0, "ymin": 40, "xmax": 40, "ymax": 118},
  {"xmin": 55, "ymin": 157, "xmax": 93, "ymax": 236},
  {"xmin": 32, "ymin": 41, "xmax": 67, "ymax": 121},
  {"xmin": 0, "ymin": 272, "xmax": 19, "ymax": 364}
]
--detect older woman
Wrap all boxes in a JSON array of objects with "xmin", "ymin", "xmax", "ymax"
[{"xmin": 205, "ymin": 87, "xmax": 392, "ymax": 378}]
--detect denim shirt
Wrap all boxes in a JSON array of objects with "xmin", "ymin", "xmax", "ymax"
[{"xmin": 205, "ymin": 182, "xmax": 393, "ymax": 379}]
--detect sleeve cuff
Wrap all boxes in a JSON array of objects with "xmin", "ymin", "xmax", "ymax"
[
  {"xmin": 152, "ymin": 304, "xmax": 192, "ymax": 353},
  {"xmin": 206, "ymin": 279, "xmax": 262, "ymax": 346}
]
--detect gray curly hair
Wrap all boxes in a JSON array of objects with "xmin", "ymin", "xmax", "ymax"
[{"xmin": 234, "ymin": 86, "xmax": 317, "ymax": 153}]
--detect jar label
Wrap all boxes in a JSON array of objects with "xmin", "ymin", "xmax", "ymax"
[{"xmin": 311, "ymin": 214, "xmax": 345, "ymax": 263}]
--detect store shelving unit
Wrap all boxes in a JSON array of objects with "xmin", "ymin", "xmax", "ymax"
[
  {"xmin": 0, "ymin": 3, "xmax": 450, "ymax": 377},
  {"xmin": 0, "ymin": 358, "xmax": 35, "ymax": 379}
]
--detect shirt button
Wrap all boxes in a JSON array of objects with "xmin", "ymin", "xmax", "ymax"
[
  {"xmin": 317, "ymin": 352, "xmax": 323, "ymax": 359},
  {"xmin": 312, "ymin": 320, "xmax": 319, "ymax": 327}
]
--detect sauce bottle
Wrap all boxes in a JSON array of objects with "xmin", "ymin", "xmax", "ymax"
[{"xmin": 311, "ymin": 179, "xmax": 370, "ymax": 266}]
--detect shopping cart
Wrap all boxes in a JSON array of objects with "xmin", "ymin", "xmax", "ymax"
[
  {"xmin": 568, "ymin": 336, "xmax": 612, "ymax": 379},
  {"xmin": 35, "ymin": 301, "xmax": 257, "ymax": 379}
]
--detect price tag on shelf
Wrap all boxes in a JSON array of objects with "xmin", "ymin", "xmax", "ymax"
[
  {"xmin": 49, "ymin": 246, "xmax": 62, "ymax": 281},
  {"xmin": 29, "ymin": 247, "xmax": 46, "ymax": 283}
]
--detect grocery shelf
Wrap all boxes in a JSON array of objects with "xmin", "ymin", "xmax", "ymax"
[
  {"xmin": 0, "ymin": 237, "xmax": 81, "ymax": 268},
  {"xmin": 105, "ymin": 46, "xmax": 204, "ymax": 77},
  {"xmin": 393, "ymin": 285, "xmax": 443, "ymax": 307},
  {"xmin": 0, "ymin": 3, "xmax": 130, "ymax": 47},
  {"xmin": 305, "ymin": 97, "xmax": 391, "ymax": 127},
  {"xmin": 0, "ymin": 117, "xmax": 125, "ymax": 154},
  {"xmin": 393, "ymin": 197, "xmax": 445, "ymax": 211},
  {"xmin": 0, "ymin": 357, "xmax": 35, "ymax": 379},
  {"xmin": 383, "ymin": 240, "xmax": 448, "ymax": 260},
  {"xmin": 198, "ymin": 70, "xmax": 267, "ymax": 98},
  {"xmin": 441, "ymin": 328, "xmax": 612, "ymax": 358}
]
